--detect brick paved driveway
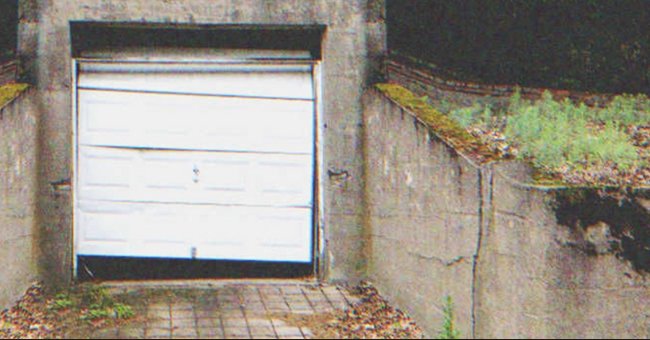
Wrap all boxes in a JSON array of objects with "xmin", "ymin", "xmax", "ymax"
[{"xmin": 92, "ymin": 281, "xmax": 360, "ymax": 339}]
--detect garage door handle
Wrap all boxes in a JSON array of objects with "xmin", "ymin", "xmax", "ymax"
[{"xmin": 192, "ymin": 165, "xmax": 200, "ymax": 183}]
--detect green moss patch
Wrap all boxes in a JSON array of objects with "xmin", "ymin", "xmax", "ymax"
[
  {"xmin": 375, "ymin": 83, "xmax": 499, "ymax": 163},
  {"xmin": 0, "ymin": 83, "xmax": 29, "ymax": 108}
]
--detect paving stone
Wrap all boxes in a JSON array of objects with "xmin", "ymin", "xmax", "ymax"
[
  {"xmin": 219, "ymin": 302, "xmax": 243, "ymax": 310},
  {"xmin": 329, "ymin": 300, "xmax": 350, "ymax": 310},
  {"xmin": 197, "ymin": 317, "xmax": 220, "ymax": 328},
  {"xmin": 270, "ymin": 319, "xmax": 287, "ymax": 328},
  {"xmin": 300, "ymin": 327, "xmax": 314, "ymax": 338},
  {"xmin": 197, "ymin": 326, "xmax": 225, "ymax": 339},
  {"xmin": 287, "ymin": 302, "xmax": 313, "ymax": 314},
  {"xmin": 321, "ymin": 287, "xmax": 346, "ymax": 302},
  {"xmin": 171, "ymin": 309, "xmax": 195, "ymax": 320},
  {"xmin": 222, "ymin": 317, "xmax": 248, "ymax": 327},
  {"xmin": 284, "ymin": 294, "xmax": 308, "ymax": 303},
  {"xmin": 148, "ymin": 319, "xmax": 172, "ymax": 329},
  {"xmin": 221, "ymin": 309, "xmax": 245, "ymax": 319},
  {"xmin": 147, "ymin": 307, "xmax": 171, "ymax": 319},
  {"xmin": 171, "ymin": 317, "xmax": 196, "ymax": 328},
  {"xmin": 275, "ymin": 326, "xmax": 303, "ymax": 338},
  {"xmin": 265, "ymin": 302, "xmax": 290, "ymax": 312},
  {"xmin": 117, "ymin": 326, "xmax": 145, "ymax": 338},
  {"xmin": 242, "ymin": 303, "xmax": 266, "ymax": 315},
  {"xmin": 312, "ymin": 303, "xmax": 335, "ymax": 313},
  {"xmin": 195, "ymin": 309, "xmax": 221, "ymax": 319},
  {"xmin": 249, "ymin": 326, "xmax": 276, "ymax": 338},
  {"xmin": 261, "ymin": 295, "xmax": 285, "ymax": 304},
  {"xmin": 258, "ymin": 286, "xmax": 282, "ymax": 295},
  {"xmin": 172, "ymin": 326, "xmax": 198, "ymax": 338},
  {"xmin": 280, "ymin": 285, "xmax": 304, "ymax": 296},
  {"xmin": 246, "ymin": 318, "xmax": 272, "ymax": 327},
  {"xmin": 172, "ymin": 303, "xmax": 194, "ymax": 312},
  {"xmin": 223, "ymin": 326, "xmax": 250, "ymax": 338},
  {"xmin": 241, "ymin": 291, "xmax": 262, "ymax": 302},
  {"xmin": 91, "ymin": 327, "xmax": 118, "ymax": 339},
  {"xmin": 149, "ymin": 303, "xmax": 171, "ymax": 311},
  {"xmin": 145, "ymin": 327, "xmax": 172, "ymax": 338}
]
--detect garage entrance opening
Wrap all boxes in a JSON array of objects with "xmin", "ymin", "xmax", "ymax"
[{"xmin": 72, "ymin": 24, "xmax": 322, "ymax": 279}]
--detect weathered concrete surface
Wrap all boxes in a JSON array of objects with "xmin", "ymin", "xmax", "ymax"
[
  {"xmin": 17, "ymin": 0, "xmax": 386, "ymax": 287},
  {"xmin": 363, "ymin": 87, "xmax": 650, "ymax": 338},
  {"xmin": 477, "ymin": 164, "xmax": 650, "ymax": 339},
  {"xmin": 363, "ymin": 88, "xmax": 481, "ymax": 337},
  {"xmin": 0, "ymin": 88, "xmax": 39, "ymax": 311}
]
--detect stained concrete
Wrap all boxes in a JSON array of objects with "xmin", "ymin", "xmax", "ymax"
[
  {"xmin": 16, "ymin": 0, "xmax": 386, "ymax": 287},
  {"xmin": 363, "ymin": 87, "xmax": 650, "ymax": 338},
  {"xmin": 0, "ymin": 88, "xmax": 39, "ymax": 311}
]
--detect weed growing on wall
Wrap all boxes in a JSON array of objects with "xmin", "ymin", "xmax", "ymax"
[{"xmin": 437, "ymin": 296, "xmax": 460, "ymax": 339}]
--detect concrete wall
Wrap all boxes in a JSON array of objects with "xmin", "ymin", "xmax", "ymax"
[
  {"xmin": 17, "ymin": 0, "xmax": 385, "ymax": 286},
  {"xmin": 362, "ymin": 88, "xmax": 482, "ymax": 337},
  {"xmin": 363, "ymin": 87, "xmax": 650, "ymax": 338},
  {"xmin": 0, "ymin": 88, "xmax": 39, "ymax": 310}
]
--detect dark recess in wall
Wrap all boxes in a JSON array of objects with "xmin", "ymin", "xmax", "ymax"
[
  {"xmin": 0, "ymin": 0, "xmax": 18, "ymax": 62},
  {"xmin": 70, "ymin": 22, "xmax": 325, "ymax": 59}
]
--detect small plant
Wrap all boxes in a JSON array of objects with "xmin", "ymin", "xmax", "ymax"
[
  {"xmin": 80, "ymin": 306, "xmax": 111, "ymax": 321},
  {"xmin": 437, "ymin": 296, "xmax": 460, "ymax": 339},
  {"xmin": 113, "ymin": 303, "xmax": 135, "ymax": 319},
  {"xmin": 48, "ymin": 293, "xmax": 73, "ymax": 311},
  {"xmin": 81, "ymin": 285, "xmax": 113, "ymax": 309},
  {"xmin": 78, "ymin": 285, "xmax": 135, "ymax": 321},
  {"xmin": 448, "ymin": 103, "xmax": 483, "ymax": 128},
  {"xmin": 597, "ymin": 93, "xmax": 650, "ymax": 125}
]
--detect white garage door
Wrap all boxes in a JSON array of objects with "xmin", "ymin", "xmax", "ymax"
[{"xmin": 75, "ymin": 62, "xmax": 315, "ymax": 263}]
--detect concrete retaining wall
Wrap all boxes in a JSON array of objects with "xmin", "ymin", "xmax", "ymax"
[
  {"xmin": 363, "ymin": 87, "xmax": 650, "ymax": 338},
  {"xmin": 0, "ymin": 88, "xmax": 39, "ymax": 311}
]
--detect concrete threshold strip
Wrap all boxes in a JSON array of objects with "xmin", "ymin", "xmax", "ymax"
[{"xmin": 99, "ymin": 278, "xmax": 320, "ymax": 291}]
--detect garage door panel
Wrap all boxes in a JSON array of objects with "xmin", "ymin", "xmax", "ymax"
[
  {"xmin": 77, "ymin": 200, "xmax": 312, "ymax": 262},
  {"xmin": 78, "ymin": 64, "xmax": 314, "ymax": 100},
  {"xmin": 78, "ymin": 146, "xmax": 312, "ymax": 206},
  {"xmin": 78, "ymin": 89, "xmax": 314, "ymax": 154},
  {"xmin": 80, "ymin": 149, "xmax": 133, "ymax": 188}
]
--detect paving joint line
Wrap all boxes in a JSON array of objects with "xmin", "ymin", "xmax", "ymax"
[
  {"xmin": 257, "ymin": 286, "xmax": 280, "ymax": 339},
  {"xmin": 238, "ymin": 289, "xmax": 254, "ymax": 339}
]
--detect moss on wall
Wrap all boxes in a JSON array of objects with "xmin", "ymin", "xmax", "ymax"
[
  {"xmin": 375, "ymin": 83, "xmax": 499, "ymax": 163},
  {"xmin": 0, "ymin": 83, "xmax": 28, "ymax": 108}
]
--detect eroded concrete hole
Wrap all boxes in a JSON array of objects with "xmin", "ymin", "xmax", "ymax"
[{"xmin": 553, "ymin": 189, "xmax": 650, "ymax": 273}]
